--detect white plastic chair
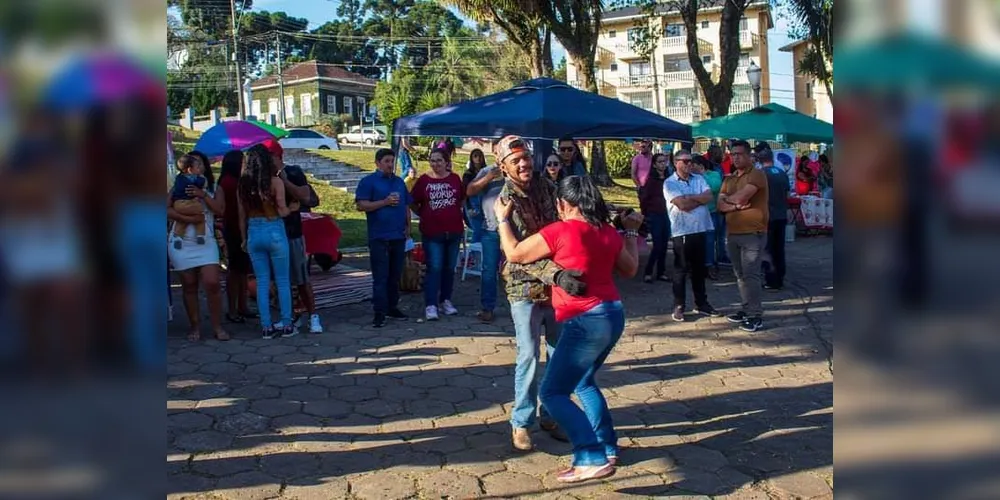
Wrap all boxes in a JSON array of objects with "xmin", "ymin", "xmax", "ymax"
[{"xmin": 456, "ymin": 228, "xmax": 483, "ymax": 281}]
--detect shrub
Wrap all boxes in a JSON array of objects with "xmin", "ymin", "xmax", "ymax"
[{"xmin": 605, "ymin": 141, "xmax": 637, "ymax": 179}]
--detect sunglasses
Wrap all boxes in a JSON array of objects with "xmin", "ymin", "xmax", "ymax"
[
  {"xmin": 546, "ymin": 162, "xmax": 561, "ymax": 166},
  {"xmin": 559, "ymin": 147, "xmax": 575, "ymax": 152}
]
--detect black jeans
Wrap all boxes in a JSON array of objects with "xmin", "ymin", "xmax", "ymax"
[
  {"xmin": 369, "ymin": 238, "xmax": 406, "ymax": 314},
  {"xmin": 671, "ymin": 232, "xmax": 709, "ymax": 309},
  {"xmin": 763, "ymin": 219, "xmax": 787, "ymax": 288}
]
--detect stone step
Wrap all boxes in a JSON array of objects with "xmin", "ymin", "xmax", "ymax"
[{"xmin": 312, "ymin": 172, "xmax": 368, "ymax": 183}]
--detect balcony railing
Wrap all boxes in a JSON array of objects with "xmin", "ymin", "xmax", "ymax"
[
  {"xmin": 661, "ymin": 70, "xmax": 696, "ymax": 87},
  {"xmin": 729, "ymin": 101, "xmax": 755, "ymax": 114},
  {"xmin": 661, "ymin": 36, "xmax": 714, "ymax": 56},
  {"xmin": 664, "ymin": 105, "xmax": 698, "ymax": 124},
  {"xmin": 739, "ymin": 30, "xmax": 754, "ymax": 48},
  {"xmin": 619, "ymin": 74, "xmax": 656, "ymax": 88}
]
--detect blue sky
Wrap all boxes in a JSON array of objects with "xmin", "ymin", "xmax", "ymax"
[{"xmin": 195, "ymin": 0, "xmax": 797, "ymax": 107}]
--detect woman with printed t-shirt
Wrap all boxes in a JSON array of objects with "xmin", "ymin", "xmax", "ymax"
[
  {"xmin": 494, "ymin": 175, "xmax": 643, "ymax": 484},
  {"xmin": 410, "ymin": 148, "xmax": 466, "ymax": 321}
]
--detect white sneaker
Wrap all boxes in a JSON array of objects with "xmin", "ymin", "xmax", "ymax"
[
  {"xmin": 309, "ymin": 314, "xmax": 323, "ymax": 334},
  {"xmin": 441, "ymin": 300, "xmax": 459, "ymax": 316},
  {"xmin": 425, "ymin": 305, "xmax": 439, "ymax": 321}
]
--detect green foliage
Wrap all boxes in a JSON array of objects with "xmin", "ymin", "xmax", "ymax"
[
  {"xmin": 605, "ymin": 141, "xmax": 636, "ymax": 179},
  {"xmin": 553, "ymin": 56, "xmax": 567, "ymax": 82}
]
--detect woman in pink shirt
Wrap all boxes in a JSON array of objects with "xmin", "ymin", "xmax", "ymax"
[{"xmin": 495, "ymin": 175, "xmax": 642, "ymax": 483}]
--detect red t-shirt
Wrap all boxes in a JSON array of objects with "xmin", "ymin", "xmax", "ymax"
[
  {"xmin": 411, "ymin": 173, "xmax": 465, "ymax": 237},
  {"xmin": 218, "ymin": 175, "xmax": 240, "ymax": 233},
  {"xmin": 538, "ymin": 219, "xmax": 623, "ymax": 322}
]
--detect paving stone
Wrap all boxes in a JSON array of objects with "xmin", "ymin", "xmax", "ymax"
[
  {"xmin": 168, "ymin": 412, "xmax": 214, "ymax": 431},
  {"xmin": 669, "ymin": 444, "xmax": 731, "ymax": 472},
  {"xmin": 282, "ymin": 477, "xmax": 350, "ymax": 500},
  {"xmin": 428, "ymin": 386, "xmax": 475, "ymax": 403},
  {"xmin": 200, "ymin": 362, "xmax": 243, "ymax": 375},
  {"xmin": 230, "ymin": 353, "xmax": 272, "ymax": 365},
  {"xmin": 302, "ymin": 399, "xmax": 352, "ymax": 418},
  {"xmin": 355, "ymin": 399, "xmax": 404, "ymax": 418},
  {"xmin": 258, "ymin": 345, "xmax": 297, "ymax": 356},
  {"xmin": 229, "ymin": 385, "xmax": 280, "ymax": 400},
  {"xmin": 259, "ymin": 452, "xmax": 320, "ymax": 479},
  {"xmin": 481, "ymin": 471, "xmax": 545, "ymax": 498},
  {"xmin": 767, "ymin": 471, "xmax": 832, "ymax": 499},
  {"xmin": 244, "ymin": 362, "xmax": 288, "ymax": 375},
  {"xmin": 190, "ymin": 452, "xmax": 257, "ymax": 477},
  {"xmin": 416, "ymin": 469, "xmax": 483, "ymax": 498},
  {"xmin": 215, "ymin": 471, "xmax": 281, "ymax": 500},
  {"xmin": 335, "ymin": 385, "xmax": 379, "ymax": 402},
  {"xmin": 280, "ymin": 384, "xmax": 329, "ymax": 402},
  {"xmin": 174, "ymin": 430, "xmax": 233, "ymax": 452},
  {"xmin": 167, "ymin": 473, "xmax": 216, "ymax": 499},
  {"xmin": 349, "ymin": 472, "xmax": 417, "ymax": 500},
  {"xmin": 249, "ymin": 398, "xmax": 301, "ymax": 417},
  {"xmin": 215, "ymin": 412, "xmax": 270, "ymax": 436}
]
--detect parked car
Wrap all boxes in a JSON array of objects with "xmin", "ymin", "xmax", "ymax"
[
  {"xmin": 279, "ymin": 129, "xmax": 341, "ymax": 150},
  {"xmin": 337, "ymin": 126, "xmax": 386, "ymax": 145}
]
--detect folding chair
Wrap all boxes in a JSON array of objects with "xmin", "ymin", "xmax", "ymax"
[{"xmin": 456, "ymin": 228, "xmax": 483, "ymax": 281}]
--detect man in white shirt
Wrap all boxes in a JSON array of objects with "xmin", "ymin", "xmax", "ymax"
[{"xmin": 664, "ymin": 150, "xmax": 722, "ymax": 322}]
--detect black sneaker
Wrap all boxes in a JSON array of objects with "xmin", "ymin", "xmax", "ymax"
[
  {"xmin": 671, "ymin": 306, "xmax": 685, "ymax": 322},
  {"xmin": 280, "ymin": 324, "xmax": 298, "ymax": 338},
  {"xmin": 373, "ymin": 313, "xmax": 386, "ymax": 328},
  {"xmin": 763, "ymin": 284, "xmax": 783, "ymax": 291},
  {"xmin": 693, "ymin": 304, "xmax": 722, "ymax": 317},
  {"xmin": 262, "ymin": 326, "xmax": 276, "ymax": 340},
  {"xmin": 386, "ymin": 308, "xmax": 408, "ymax": 320},
  {"xmin": 727, "ymin": 311, "xmax": 747, "ymax": 323},
  {"xmin": 739, "ymin": 317, "xmax": 764, "ymax": 332}
]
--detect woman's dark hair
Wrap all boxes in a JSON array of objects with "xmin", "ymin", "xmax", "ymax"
[
  {"xmin": 556, "ymin": 175, "xmax": 611, "ymax": 227},
  {"xmin": 692, "ymin": 155, "xmax": 712, "ymax": 171},
  {"xmin": 220, "ymin": 150, "xmax": 244, "ymax": 180},
  {"xmin": 189, "ymin": 150, "xmax": 216, "ymax": 190},
  {"xmin": 819, "ymin": 154, "xmax": 829, "ymax": 164},
  {"xmin": 799, "ymin": 155, "xmax": 811, "ymax": 166},
  {"xmin": 648, "ymin": 153, "xmax": 669, "ymax": 182},
  {"xmin": 469, "ymin": 148, "xmax": 485, "ymax": 171},
  {"xmin": 429, "ymin": 147, "xmax": 449, "ymax": 162},
  {"xmin": 238, "ymin": 144, "xmax": 275, "ymax": 212}
]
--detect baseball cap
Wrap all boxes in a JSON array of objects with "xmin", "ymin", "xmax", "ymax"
[
  {"xmin": 261, "ymin": 138, "xmax": 284, "ymax": 161},
  {"xmin": 495, "ymin": 135, "xmax": 531, "ymax": 163}
]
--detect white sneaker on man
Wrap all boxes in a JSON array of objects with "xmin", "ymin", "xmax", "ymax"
[
  {"xmin": 425, "ymin": 305, "xmax": 439, "ymax": 321},
  {"xmin": 309, "ymin": 314, "xmax": 323, "ymax": 334},
  {"xmin": 440, "ymin": 300, "xmax": 459, "ymax": 316}
]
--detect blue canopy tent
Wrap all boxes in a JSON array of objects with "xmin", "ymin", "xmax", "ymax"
[{"xmin": 392, "ymin": 78, "xmax": 692, "ymax": 170}]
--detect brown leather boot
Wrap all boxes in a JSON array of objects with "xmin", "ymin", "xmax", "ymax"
[{"xmin": 512, "ymin": 427, "xmax": 533, "ymax": 451}]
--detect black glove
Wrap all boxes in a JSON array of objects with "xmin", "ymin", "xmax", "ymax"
[{"xmin": 554, "ymin": 269, "xmax": 587, "ymax": 297}]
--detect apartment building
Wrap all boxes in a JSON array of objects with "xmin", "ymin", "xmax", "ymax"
[
  {"xmin": 566, "ymin": 1, "xmax": 773, "ymax": 124},
  {"xmin": 779, "ymin": 39, "xmax": 833, "ymax": 124}
]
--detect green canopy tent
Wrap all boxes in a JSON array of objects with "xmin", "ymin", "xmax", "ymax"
[
  {"xmin": 691, "ymin": 103, "xmax": 833, "ymax": 144},
  {"xmin": 837, "ymin": 32, "xmax": 1000, "ymax": 91}
]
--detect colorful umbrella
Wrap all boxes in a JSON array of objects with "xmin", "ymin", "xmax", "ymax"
[
  {"xmin": 193, "ymin": 120, "xmax": 288, "ymax": 159},
  {"xmin": 42, "ymin": 52, "xmax": 163, "ymax": 111}
]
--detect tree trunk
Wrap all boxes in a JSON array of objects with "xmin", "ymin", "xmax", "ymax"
[
  {"xmin": 541, "ymin": 28, "xmax": 554, "ymax": 77},
  {"xmin": 573, "ymin": 57, "xmax": 597, "ymax": 92},
  {"xmin": 528, "ymin": 37, "xmax": 545, "ymax": 78},
  {"xmin": 590, "ymin": 141, "xmax": 612, "ymax": 186}
]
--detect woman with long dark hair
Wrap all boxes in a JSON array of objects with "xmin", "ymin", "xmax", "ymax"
[
  {"xmin": 217, "ymin": 149, "xmax": 256, "ymax": 322},
  {"xmin": 168, "ymin": 150, "xmax": 229, "ymax": 342},
  {"xmin": 495, "ymin": 175, "xmax": 642, "ymax": 483},
  {"xmin": 411, "ymin": 148, "xmax": 466, "ymax": 320},
  {"xmin": 542, "ymin": 152, "xmax": 567, "ymax": 183},
  {"xmin": 639, "ymin": 153, "xmax": 671, "ymax": 282},
  {"xmin": 795, "ymin": 155, "xmax": 817, "ymax": 195},
  {"xmin": 238, "ymin": 144, "xmax": 294, "ymax": 339},
  {"xmin": 462, "ymin": 148, "xmax": 488, "ymax": 243}
]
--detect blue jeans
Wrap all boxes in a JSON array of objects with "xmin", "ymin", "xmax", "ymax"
[
  {"xmin": 480, "ymin": 230, "xmax": 501, "ymax": 311},
  {"xmin": 510, "ymin": 300, "xmax": 560, "ymax": 429},
  {"xmin": 369, "ymin": 238, "xmax": 406, "ymax": 314},
  {"xmin": 469, "ymin": 217, "xmax": 485, "ymax": 244},
  {"xmin": 541, "ymin": 301, "xmax": 624, "ymax": 466},
  {"xmin": 710, "ymin": 211, "xmax": 731, "ymax": 265},
  {"xmin": 119, "ymin": 201, "xmax": 166, "ymax": 371},
  {"xmin": 247, "ymin": 217, "xmax": 292, "ymax": 328},
  {"xmin": 643, "ymin": 212, "xmax": 669, "ymax": 277},
  {"xmin": 422, "ymin": 232, "xmax": 461, "ymax": 307}
]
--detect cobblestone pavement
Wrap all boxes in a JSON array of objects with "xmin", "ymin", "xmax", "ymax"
[{"xmin": 168, "ymin": 237, "xmax": 833, "ymax": 499}]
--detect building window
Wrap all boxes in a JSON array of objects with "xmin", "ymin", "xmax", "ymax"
[
  {"xmin": 268, "ymin": 98, "xmax": 278, "ymax": 118},
  {"xmin": 284, "ymin": 96, "xmax": 295, "ymax": 119},
  {"xmin": 664, "ymin": 23, "xmax": 685, "ymax": 37},
  {"xmin": 740, "ymin": 16, "xmax": 748, "ymax": 31},
  {"xmin": 739, "ymin": 52, "xmax": 751, "ymax": 67},
  {"xmin": 608, "ymin": 30, "xmax": 616, "ymax": 38},
  {"xmin": 344, "ymin": 96, "xmax": 353, "ymax": 116},
  {"xmin": 663, "ymin": 55, "xmax": 691, "ymax": 72},
  {"xmin": 358, "ymin": 97, "xmax": 367, "ymax": 118},
  {"xmin": 629, "ymin": 61, "xmax": 651, "ymax": 76},
  {"xmin": 326, "ymin": 95, "xmax": 336, "ymax": 114},
  {"xmin": 806, "ymin": 83, "xmax": 813, "ymax": 99},
  {"xmin": 626, "ymin": 91, "xmax": 654, "ymax": 111},
  {"xmin": 610, "ymin": 63, "xmax": 618, "ymax": 72},
  {"xmin": 702, "ymin": 55, "xmax": 712, "ymax": 64},
  {"xmin": 300, "ymin": 93, "xmax": 312, "ymax": 118},
  {"xmin": 701, "ymin": 20, "xmax": 709, "ymax": 29},
  {"xmin": 251, "ymin": 100, "xmax": 261, "ymax": 118}
]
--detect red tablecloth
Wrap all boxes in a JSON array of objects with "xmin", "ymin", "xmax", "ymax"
[{"xmin": 301, "ymin": 212, "xmax": 341, "ymax": 260}]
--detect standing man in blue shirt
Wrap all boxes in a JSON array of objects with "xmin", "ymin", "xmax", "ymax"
[
  {"xmin": 355, "ymin": 148, "xmax": 412, "ymax": 327},
  {"xmin": 755, "ymin": 143, "xmax": 790, "ymax": 290}
]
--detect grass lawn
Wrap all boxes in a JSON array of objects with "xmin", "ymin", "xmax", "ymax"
[{"xmin": 309, "ymin": 149, "xmax": 639, "ymax": 249}]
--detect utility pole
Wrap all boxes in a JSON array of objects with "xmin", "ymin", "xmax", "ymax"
[
  {"xmin": 276, "ymin": 31, "xmax": 286, "ymax": 127},
  {"xmin": 230, "ymin": 0, "xmax": 245, "ymax": 119}
]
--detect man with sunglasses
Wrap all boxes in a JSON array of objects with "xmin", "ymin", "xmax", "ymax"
[
  {"xmin": 492, "ymin": 135, "xmax": 587, "ymax": 451},
  {"xmin": 557, "ymin": 137, "xmax": 587, "ymax": 177}
]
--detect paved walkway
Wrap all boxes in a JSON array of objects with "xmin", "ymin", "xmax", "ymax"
[{"xmin": 168, "ymin": 237, "xmax": 833, "ymax": 499}]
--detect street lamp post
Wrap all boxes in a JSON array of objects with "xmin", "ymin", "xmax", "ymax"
[{"xmin": 746, "ymin": 61, "xmax": 762, "ymax": 108}]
